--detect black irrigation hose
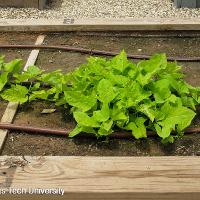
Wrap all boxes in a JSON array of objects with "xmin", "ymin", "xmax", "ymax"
[
  {"xmin": 0, "ymin": 123, "xmax": 199, "ymax": 139},
  {"xmin": 0, "ymin": 44, "xmax": 200, "ymax": 62}
]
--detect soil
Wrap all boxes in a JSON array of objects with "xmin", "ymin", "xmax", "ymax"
[
  {"xmin": 0, "ymin": 32, "xmax": 38, "ymax": 61},
  {"xmin": 1, "ymin": 31, "xmax": 200, "ymax": 156}
]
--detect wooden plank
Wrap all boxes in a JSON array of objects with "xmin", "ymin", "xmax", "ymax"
[
  {"xmin": 0, "ymin": 156, "xmax": 200, "ymax": 199},
  {"xmin": 0, "ymin": 18, "xmax": 200, "ymax": 32},
  {"xmin": 39, "ymin": 0, "xmax": 47, "ymax": 9},
  {"xmin": 174, "ymin": 0, "xmax": 200, "ymax": 8},
  {"xmin": 0, "ymin": 35, "xmax": 45, "ymax": 152},
  {"xmin": 0, "ymin": 0, "xmax": 47, "ymax": 9}
]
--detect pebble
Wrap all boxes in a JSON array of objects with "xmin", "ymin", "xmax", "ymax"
[{"xmin": 0, "ymin": 0, "xmax": 200, "ymax": 19}]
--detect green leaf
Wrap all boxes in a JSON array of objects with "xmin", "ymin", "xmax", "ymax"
[
  {"xmin": 125, "ymin": 117, "xmax": 147, "ymax": 139},
  {"xmin": 69, "ymin": 125, "xmax": 82, "ymax": 137},
  {"xmin": 136, "ymin": 54, "xmax": 167, "ymax": 86},
  {"xmin": 109, "ymin": 50, "xmax": 129, "ymax": 73},
  {"xmin": 64, "ymin": 91, "xmax": 96, "ymax": 112},
  {"xmin": 1, "ymin": 84, "xmax": 28, "ymax": 103},
  {"xmin": 128, "ymin": 82, "xmax": 152, "ymax": 106},
  {"xmin": 86, "ymin": 56, "xmax": 107, "ymax": 75},
  {"xmin": 26, "ymin": 65, "xmax": 43, "ymax": 75},
  {"xmin": 115, "ymin": 82, "xmax": 151, "ymax": 109},
  {"xmin": 163, "ymin": 75, "xmax": 189, "ymax": 95},
  {"xmin": 98, "ymin": 120, "xmax": 113, "ymax": 136},
  {"xmin": 161, "ymin": 135, "xmax": 175, "ymax": 144},
  {"xmin": 108, "ymin": 74, "xmax": 129, "ymax": 87},
  {"xmin": 29, "ymin": 83, "xmax": 41, "ymax": 91},
  {"xmin": 0, "ymin": 72, "xmax": 8, "ymax": 91},
  {"xmin": 14, "ymin": 65, "xmax": 43, "ymax": 82},
  {"xmin": 101, "ymin": 120, "xmax": 113, "ymax": 131},
  {"xmin": 4, "ymin": 59, "xmax": 23, "ymax": 73},
  {"xmin": 97, "ymin": 79, "xmax": 116, "ymax": 103},
  {"xmin": 181, "ymin": 96, "xmax": 197, "ymax": 110},
  {"xmin": 69, "ymin": 125, "xmax": 96, "ymax": 137},
  {"xmin": 111, "ymin": 104, "xmax": 128, "ymax": 121},
  {"xmin": 137, "ymin": 103, "xmax": 155, "ymax": 122},
  {"xmin": 29, "ymin": 90, "xmax": 49, "ymax": 101},
  {"xmin": 0, "ymin": 55, "xmax": 5, "ymax": 70},
  {"xmin": 73, "ymin": 112, "xmax": 100, "ymax": 127},
  {"xmin": 159, "ymin": 62, "xmax": 183, "ymax": 79},
  {"xmin": 171, "ymin": 80, "xmax": 189, "ymax": 95},
  {"xmin": 150, "ymin": 79, "xmax": 171, "ymax": 103},
  {"xmin": 155, "ymin": 103, "xmax": 196, "ymax": 139},
  {"xmin": 93, "ymin": 103, "xmax": 110, "ymax": 122},
  {"xmin": 39, "ymin": 70, "xmax": 65, "ymax": 92},
  {"xmin": 166, "ymin": 94, "xmax": 178, "ymax": 104}
]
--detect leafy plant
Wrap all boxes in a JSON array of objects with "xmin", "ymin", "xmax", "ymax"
[{"xmin": 0, "ymin": 51, "xmax": 199, "ymax": 143}]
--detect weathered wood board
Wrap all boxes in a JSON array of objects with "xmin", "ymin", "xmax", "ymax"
[
  {"xmin": 0, "ymin": 0, "xmax": 47, "ymax": 9},
  {"xmin": 0, "ymin": 156, "xmax": 200, "ymax": 199},
  {"xmin": 0, "ymin": 18, "xmax": 200, "ymax": 32}
]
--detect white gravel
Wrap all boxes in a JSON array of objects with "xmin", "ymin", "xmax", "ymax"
[{"xmin": 1, "ymin": 0, "xmax": 200, "ymax": 19}]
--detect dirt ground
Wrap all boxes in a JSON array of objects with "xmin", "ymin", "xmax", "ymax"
[{"xmin": 1, "ymin": 31, "xmax": 200, "ymax": 156}]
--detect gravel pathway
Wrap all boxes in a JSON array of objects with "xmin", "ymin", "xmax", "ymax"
[{"xmin": 0, "ymin": 0, "xmax": 200, "ymax": 19}]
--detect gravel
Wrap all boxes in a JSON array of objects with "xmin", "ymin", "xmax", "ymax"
[{"xmin": 1, "ymin": 0, "xmax": 200, "ymax": 19}]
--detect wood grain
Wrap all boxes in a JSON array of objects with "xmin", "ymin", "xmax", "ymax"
[
  {"xmin": 0, "ymin": 35, "xmax": 45, "ymax": 151},
  {"xmin": 0, "ymin": 156, "xmax": 200, "ymax": 199},
  {"xmin": 0, "ymin": 18, "xmax": 200, "ymax": 32}
]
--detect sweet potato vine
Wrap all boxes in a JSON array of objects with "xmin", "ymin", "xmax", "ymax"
[{"xmin": 0, "ymin": 51, "xmax": 200, "ymax": 143}]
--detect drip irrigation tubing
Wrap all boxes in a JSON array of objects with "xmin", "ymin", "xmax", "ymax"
[
  {"xmin": 0, "ymin": 123, "xmax": 199, "ymax": 139},
  {"xmin": 0, "ymin": 44, "xmax": 200, "ymax": 62}
]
